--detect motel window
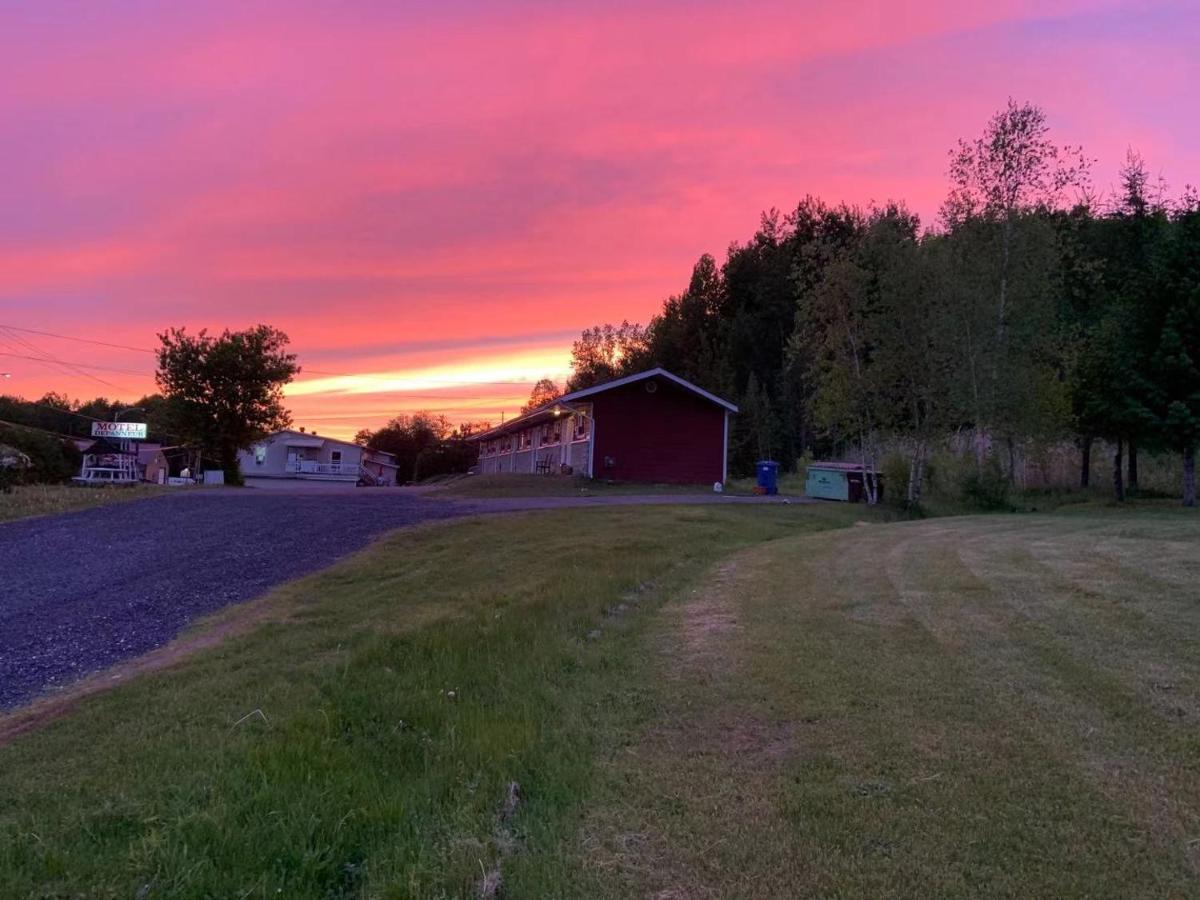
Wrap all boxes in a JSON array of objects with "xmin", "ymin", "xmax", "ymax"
[
  {"xmin": 540, "ymin": 423, "xmax": 560, "ymax": 445},
  {"xmin": 253, "ymin": 444, "xmax": 267, "ymax": 465},
  {"xmin": 518, "ymin": 430, "xmax": 532, "ymax": 450},
  {"xmin": 331, "ymin": 450, "xmax": 342, "ymax": 464},
  {"xmin": 573, "ymin": 404, "xmax": 591, "ymax": 440}
]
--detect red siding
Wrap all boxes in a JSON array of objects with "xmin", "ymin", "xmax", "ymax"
[{"xmin": 591, "ymin": 377, "xmax": 727, "ymax": 483}]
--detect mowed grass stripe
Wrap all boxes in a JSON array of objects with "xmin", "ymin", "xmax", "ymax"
[
  {"xmin": 0, "ymin": 504, "xmax": 860, "ymax": 898},
  {"xmin": 580, "ymin": 512, "xmax": 1200, "ymax": 898}
]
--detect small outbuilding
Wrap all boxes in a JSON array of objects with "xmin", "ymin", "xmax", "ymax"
[
  {"xmin": 472, "ymin": 368, "xmax": 737, "ymax": 484},
  {"xmin": 137, "ymin": 443, "xmax": 170, "ymax": 484}
]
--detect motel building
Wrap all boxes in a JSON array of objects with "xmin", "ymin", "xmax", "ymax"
[{"xmin": 472, "ymin": 368, "xmax": 738, "ymax": 485}]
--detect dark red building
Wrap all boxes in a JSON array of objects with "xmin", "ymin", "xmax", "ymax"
[{"xmin": 473, "ymin": 368, "xmax": 737, "ymax": 484}]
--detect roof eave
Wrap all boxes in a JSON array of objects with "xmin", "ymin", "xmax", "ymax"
[{"xmin": 559, "ymin": 367, "xmax": 738, "ymax": 412}]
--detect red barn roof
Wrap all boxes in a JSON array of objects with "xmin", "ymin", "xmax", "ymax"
[{"xmin": 472, "ymin": 368, "xmax": 737, "ymax": 441}]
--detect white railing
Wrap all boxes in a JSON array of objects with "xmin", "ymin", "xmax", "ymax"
[{"xmin": 287, "ymin": 460, "xmax": 355, "ymax": 476}]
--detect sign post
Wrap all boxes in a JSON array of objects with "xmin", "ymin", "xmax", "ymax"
[{"xmin": 73, "ymin": 421, "xmax": 147, "ymax": 484}]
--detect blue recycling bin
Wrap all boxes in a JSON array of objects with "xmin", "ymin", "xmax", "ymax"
[{"xmin": 756, "ymin": 460, "xmax": 780, "ymax": 495}]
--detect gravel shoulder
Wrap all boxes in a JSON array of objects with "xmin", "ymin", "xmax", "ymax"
[{"xmin": 0, "ymin": 487, "xmax": 804, "ymax": 709}]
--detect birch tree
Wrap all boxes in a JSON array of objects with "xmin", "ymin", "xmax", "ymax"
[{"xmin": 941, "ymin": 101, "xmax": 1089, "ymax": 471}]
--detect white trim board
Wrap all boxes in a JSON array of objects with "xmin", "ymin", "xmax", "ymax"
[{"xmin": 559, "ymin": 367, "xmax": 738, "ymax": 412}]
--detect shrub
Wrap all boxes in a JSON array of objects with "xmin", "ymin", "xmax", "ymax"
[
  {"xmin": 960, "ymin": 455, "xmax": 1011, "ymax": 510},
  {"xmin": 0, "ymin": 425, "xmax": 81, "ymax": 484},
  {"xmin": 0, "ymin": 461, "xmax": 21, "ymax": 493},
  {"xmin": 880, "ymin": 453, "xmax": 911, "ymax": 509}
]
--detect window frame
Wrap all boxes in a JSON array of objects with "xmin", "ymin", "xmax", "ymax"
[{"xmin": 572, "ymin": 404, "xmax": 591, "ymax": 441}]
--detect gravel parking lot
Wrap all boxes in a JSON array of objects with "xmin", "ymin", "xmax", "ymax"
[
  {"xmin": 0, "ymin": 490, "xmax": 472, "ymax": 709},
  {"xmin": 0, "ymin": 487, "xmax": 799, "ymax": 710}
]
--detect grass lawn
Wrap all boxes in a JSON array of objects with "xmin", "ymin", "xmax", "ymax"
[
  {"xmin": 430, "ymin": 472, "xmax": 808, "ymax": 498},
  {"xmin": 1, "ymin": 503, "xmax": 1197, "ymax": 896},
  {"xmin": 0, "ymin": 483, "xmax": 170, "ymax": 523},
  {"xmin": 577, "ymin": 507, "xmax": 1200, "ymax": 897},
  {"xmin": 0, "ymin": 504, "xmax": 860, "ymax": 898},
  {"xmin": 430, "ymin": 472, "xmax": 728, "ymax": 498}
]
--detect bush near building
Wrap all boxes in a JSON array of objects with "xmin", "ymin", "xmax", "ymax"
[{"xmin": 0, "ymin": 424, "xmax": 81, "ymax": 485}]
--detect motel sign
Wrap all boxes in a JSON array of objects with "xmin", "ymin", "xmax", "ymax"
[{"xmin": 91, "ymin": 421, "xmax": 148, "ymax": 440}]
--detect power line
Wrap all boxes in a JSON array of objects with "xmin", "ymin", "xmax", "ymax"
[
  {"xmin": 0, "ymin": 323, "xmax": 156, "ymax": 354},
  {"xmin": 0, "ymin": 351, "xmax": 151, "ymax": 377},
  {"xmin": 0, "ymin": 327, "xmax": 133, "ymax": 394}
]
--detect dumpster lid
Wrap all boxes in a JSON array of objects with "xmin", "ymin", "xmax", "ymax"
[
  {"xmin": 808, "ymin": 461, "xmax": 879, "ymax": 474},
  {"xmin": 756, "ymin": 460, "xmax": 780, "ymax": 467}
]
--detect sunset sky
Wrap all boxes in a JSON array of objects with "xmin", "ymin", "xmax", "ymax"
[{"xmin": 2, "ymin": 1, "xmax": 1197, "ymax": 439}]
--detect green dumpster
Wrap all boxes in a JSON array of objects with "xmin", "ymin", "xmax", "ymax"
[
  {"xmin": 805, "ymin": 462, "xmax": 883, "ymax": 502},
  {"xmin": 805, "ymin": 464, "xmax": 850, "ymax": 501}
]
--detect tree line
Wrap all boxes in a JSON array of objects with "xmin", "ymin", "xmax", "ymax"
[
  {"xmin": 565, "ymin": 101, "xmax": 1200, "ymax": 507},
  {"xmin": 2, "ymin": 326, "xmax": 493, "ymax": 487}
]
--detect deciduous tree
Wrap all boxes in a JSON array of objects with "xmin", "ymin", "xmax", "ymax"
[
  {"xmin": 567, "ymin": 321, "xmax": 650, "ymax": 390},
  {"xmin": 155, "ymin": 325, "xmax": 298, "ymax": 483},
  {"xmin": 521, "ymin": 378, "xmax": 562, "ymax": 413}
]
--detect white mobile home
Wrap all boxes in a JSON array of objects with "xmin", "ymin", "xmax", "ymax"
[{"xmin": 238, "ymin": 430, "xmax": 399, "ymax": 485}]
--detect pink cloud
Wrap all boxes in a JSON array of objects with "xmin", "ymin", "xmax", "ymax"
[{"xmin": 1, "ymin": 0, "xmax": 1196, "ymax": 437}]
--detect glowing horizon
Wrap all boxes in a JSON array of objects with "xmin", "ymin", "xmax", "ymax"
[{"xmin": 2, "ymin": 1, "xmax": 1197, "ymax": 439}]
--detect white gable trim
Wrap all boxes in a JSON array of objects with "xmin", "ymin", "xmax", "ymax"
[
  {"xmin": 270, "ymin": 429, "xmax": 363, "ymax": 451},
  {"xmin": 560, "ymin": 367, "xmax": 738, "ymax": 412}
]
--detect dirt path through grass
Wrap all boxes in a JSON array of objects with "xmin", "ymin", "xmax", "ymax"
[
  {"xmin": 582, "ymin": 511, "xmax": 1200, "ymax": 897},
  {"xmin": 582, "ymin": 545, "xmax": 807, "ymax": 898}
]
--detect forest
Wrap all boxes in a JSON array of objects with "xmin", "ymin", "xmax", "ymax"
[{"xmin": 564, "ymin": 101, "xmax": 1200, "ymax": 507}]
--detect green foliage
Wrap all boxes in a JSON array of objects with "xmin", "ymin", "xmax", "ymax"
[
  {"xmin": 0, "ymin": 423, "xmax": 80, "ymax": 484},
  {"xmin": 960, "ymin": 455, "xmax": 1012, "ymax": 510},
  {"xmin": 0, "ymin": 393, "xmax": 175, "ymax": 442},
  {"xmin": 729, "ymin": 372, "xmax": 780, "ymax": 475},
  {"xmin": 155, "ymin": 326, "xmax": 299, "ymax": 484},
  {"xmin": 0, "ymin": 464, "xmax": 19, "ymax": 493},
  {"xmin": 880, "ymin": 453, "xmax": 912, "ymax": 509},
  {"xmin": 358, "ymin": 413, "xmax": 486, "ymax": 483},
  {"xmin": 413, "ymin": 441, "xmax": 477, "ymax": 481},
  {"xmin": 561, "ymin": 103, "xmax": 1199, "ymax": 504}
]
